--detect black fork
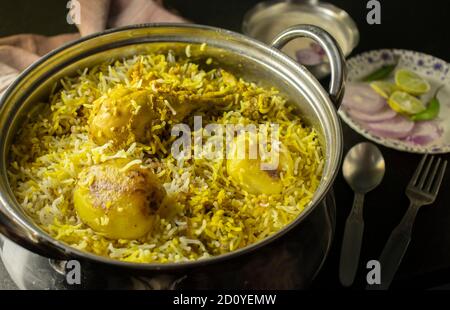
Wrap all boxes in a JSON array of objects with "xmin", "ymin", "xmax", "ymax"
[{"xmin": 369, "ymin": 154, "xmax": 447, "ymax": 290}]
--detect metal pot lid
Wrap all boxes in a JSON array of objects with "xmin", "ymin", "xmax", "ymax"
[{"xmin": 242, "ymin": 0, "xmax": 359, "ymax": 66}]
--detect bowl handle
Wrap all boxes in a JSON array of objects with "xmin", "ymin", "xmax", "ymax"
[{"xmin": 270, "ymin": 24, "xmax": 346, "ymax": 107}]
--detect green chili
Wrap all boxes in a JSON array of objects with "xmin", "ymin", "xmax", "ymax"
[
  {"xmin": 410, "ymin": 85, "xmax": 443, "ymax": 121},
  {"xmin": 361, "ymin": 56, "xmax": 399, "ymax": 82}
]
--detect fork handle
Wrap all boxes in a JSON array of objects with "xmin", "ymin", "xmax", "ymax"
[{"xmin": 368, "ymin": 202, "xmax": 420, "ymax": 290}]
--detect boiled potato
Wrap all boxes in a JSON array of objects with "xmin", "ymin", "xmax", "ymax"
[
  {"xmin": 226, "ymin": 133, "xmax": 293, "ymax": 195},
  {"xmin": 73, "ymin": 159, "xmax": 166, "ymax": 239}
]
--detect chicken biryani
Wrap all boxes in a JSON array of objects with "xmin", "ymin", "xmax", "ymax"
[{"xmin": 7, "ymin": 47, "xmax": 323, "ymax": 263}]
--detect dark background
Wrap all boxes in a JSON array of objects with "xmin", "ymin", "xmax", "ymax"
[
  {"xmin": 1, "ymin": 0, "xmax": 449, "ymax": 60},
  {"xmin": 0, "ymin": 0, "xmax": 450, "ymax": 289}
]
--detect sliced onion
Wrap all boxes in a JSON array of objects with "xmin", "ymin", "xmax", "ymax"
[
  {"xmin": 404, "ymin": 121, "xmax": 443, "ymax": 145},
  {"xmin": 342, "ymin": 83, "xmax": 385, "ymax": 113},
  {"xmin": 346, "ymin": 106, "xmax": 397, "ymax": 122},
  {"xmin": 366, "ymin": 115, "xmax": 414, "ymax": 139},
  {"xmin": 295, "ymin": 49, "xmax": 323, "ymax": 66}
]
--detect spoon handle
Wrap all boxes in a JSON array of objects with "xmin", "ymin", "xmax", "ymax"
[{"xmin": 339, "ymin": 192, "xmax": 365, "ymax": 287}]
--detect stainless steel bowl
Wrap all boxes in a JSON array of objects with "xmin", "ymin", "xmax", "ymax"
[
  {"xmin": 243, "ymin": 0, "xmax": 359, "ymax": 79},
  {"xmin": 0, "ymin": 24, "xmax": 344, "ymax": 272}
]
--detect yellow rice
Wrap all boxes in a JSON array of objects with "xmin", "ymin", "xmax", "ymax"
[{"xmin": 7, "ymin": 49, "xmax": 323, "ymax": 263}]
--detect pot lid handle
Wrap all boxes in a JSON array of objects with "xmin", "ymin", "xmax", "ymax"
[{"xmin": 270, "ymin": 24, "xmax": 346, "ymax": 107}]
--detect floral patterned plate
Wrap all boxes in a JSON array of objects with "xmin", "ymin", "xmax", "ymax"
[{"xmin": 339, "ymin": 49, "xmax": 450, "ymax": 153}]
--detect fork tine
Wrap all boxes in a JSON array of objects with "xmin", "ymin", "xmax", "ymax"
[
  {"xmin": 425, "ymin": 158, "xmax": 441, "ymax": 192},
  {"xmin": 431, "ymin": 160, "xmax": 447, "ymax": 196},
  {"xmin": 418, "ymin": 156, "xmax": 434, "ymax": 189},
  {"xmin": 410, "ymin": 154, "xmax": 428, "ymax": 186}
]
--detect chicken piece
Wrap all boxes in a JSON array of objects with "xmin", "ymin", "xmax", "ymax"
[
  {"xmin": 73, "ymin": 159, "xmax": 166, "ymax": 239},
  {"xmin": 89, "ymin": 70, "xmax": 241, "ymax": 148},
  {"xmin": 226, "ymin": 133, "xmax": 294, "ymax": 195},
  {"xmin": 89, "ymin": 86, "xmax": 214, "ymax": 147},
  {"xmin": 90, "ymin": 87, "xmax": 165, "ymax": 147}
]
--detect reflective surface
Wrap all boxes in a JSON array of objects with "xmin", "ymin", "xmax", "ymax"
[
  {"xmin": 271, "ymin": 24, "xmax": 346, "ymax": 105},
  {"xmin": 243, "ymin": 0, "xmax": 359, "ymax": 78},
  {"xmin": 0, "ymin": 193, "xmax": 335, "ymax": 289},
  {"xmin": 343, "ymin": 142, "xmax": 386, "ymax": 194}
]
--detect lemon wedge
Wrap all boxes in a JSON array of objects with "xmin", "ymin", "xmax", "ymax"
[
  {"xmin": 388, "ymin": 91, "xmax": 426, "ymax": 115},
  {"xmin": 395, "ymin": 69, "xmax": 430, "ymax": 95},
  {"xmin": 370, "ymin": 81, "xmax": 398, "ymax": 99}
]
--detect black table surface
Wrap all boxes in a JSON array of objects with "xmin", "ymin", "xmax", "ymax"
[{"xmin": 1, "ymin": 0, "xmax": 450, "ymax": 289}]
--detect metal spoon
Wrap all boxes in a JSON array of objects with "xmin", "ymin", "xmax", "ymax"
[{"xmin": 339, "ymin": 142, "xmax": 385, "ymax": 287}]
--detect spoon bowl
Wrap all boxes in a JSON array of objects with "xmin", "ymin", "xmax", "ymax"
[{"xmin": 343, "ymin": 142, "xmax": 386, "ymax": 193}]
